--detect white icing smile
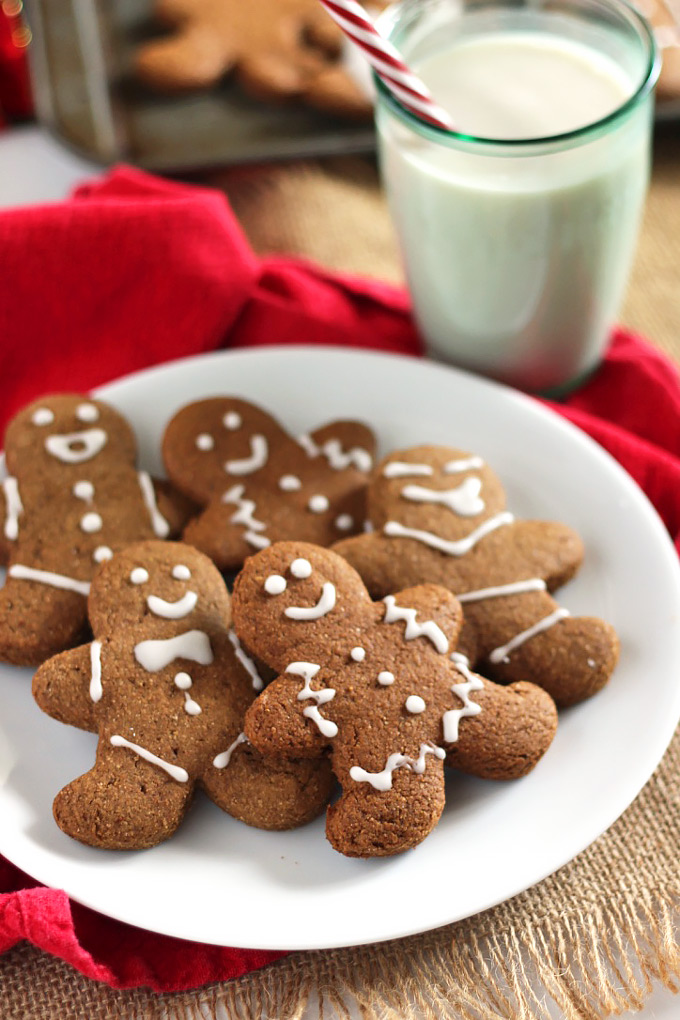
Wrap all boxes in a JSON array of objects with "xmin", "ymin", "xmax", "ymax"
[
  {"xmin": 45, "ymin": 428, "xmax": 107, "ymax": 464},
  {"xmin": 224, "ymin": 435, "xmax": 268, "ymax": 475},
  {"xmin": 146, "ymin": 590, "xmax": 198, "ymax": 619},
  {"xmin": 401, "ymin": 477, "xmax": 485, "ymax": 517},
  {"xmin": 285, "ymin": 582, "xmax": 337, "ymax": 620}
]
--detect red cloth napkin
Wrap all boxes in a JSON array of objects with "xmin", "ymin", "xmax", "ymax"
[{"xmin": 1, "ymin": 167, "xmax": 680, "ymax": 992}]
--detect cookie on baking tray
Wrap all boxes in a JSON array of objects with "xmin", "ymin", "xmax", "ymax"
[
  {"xmin": 162, "ymin": 396, "xmax": 376, "ymax": 570},
  {"xmin": 135, "ymin": 0, "xmax": 385, "ymax": 120},
  {"xmin": 233, "ymin": 541, "xmax": 557, "ymax": 858},
  {"xmin": 0, "ymin": 394, "xmax": 195, "ymax": 667},
  {"xmin": 32, "ymin": 541, "xmax": 334, "ymax": 850},
  {"xmin": 333, "ymin": 446, "xmax": 620, "ymax": 707}
]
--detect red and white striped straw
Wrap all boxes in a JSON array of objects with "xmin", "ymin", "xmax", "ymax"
[{"xmin": 318, "ymin": 0, "xmax": 455, "ymax": 130}]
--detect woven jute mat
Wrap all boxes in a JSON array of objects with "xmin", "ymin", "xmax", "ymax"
[{"xmin": 2, "ymin": 125, "xmax": 680, "ymax": 1020}]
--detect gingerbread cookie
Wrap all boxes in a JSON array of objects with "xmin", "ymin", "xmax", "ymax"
[
  {"xmin": 632, "ymin": 0, "xmax": 680, "ymax": 100},
  {"xmin": 162, "ymin": 397, "xmax": 376, "ymax": 570},
  {"xmin": 233, "ymin": 541, "xmax": 557, "ymax": 858},
  {"xmin": 0, "ymin": 394, "xmax": 196, "ymax": 666},
  {"xmin": 32, "ymin": 541, "xmax": 334, "ymax": 850},
  {"xmin": 135, "ymin": 0, "xmax": 384, "ymax": 120},
  {"xmin": 333, "ymin": 446, "xmax": 620, "ymax": 708}
]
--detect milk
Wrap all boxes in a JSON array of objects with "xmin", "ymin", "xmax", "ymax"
[{"xmin": 376, "ymin": 11, "xmax": 655, "ymax": 392}]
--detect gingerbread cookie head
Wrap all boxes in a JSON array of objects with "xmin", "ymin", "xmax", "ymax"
[
  {"xmin": 162, "ymin": 397, "xmax": 376, "ymax": 570},
  {"xmin": 234, "ymin": 541, "xmax": 557, "ymax": 858},
  {"xmin": 32, "ymin": 540, "xmax": 334, "ymax": 849},
  {"xmin": 334, "ymin": 445, "xmax": 619, "ymax": 707}
]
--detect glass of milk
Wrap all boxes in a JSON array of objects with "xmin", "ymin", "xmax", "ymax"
[{"xmin": 375, "ymin": 0, "xmax": 660, "ymax": 393}]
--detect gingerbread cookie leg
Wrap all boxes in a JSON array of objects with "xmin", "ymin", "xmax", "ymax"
[
  {"xmin": 183, "ymin": 501, "xmax": 256, "ymax": 571},
  {"xmin": 0, "ymin": 576, "xmax": 88, "ymax": 666},
  {"xmin": 326, "ymin": 758, "xmax": 446, "ymax": 857},
  {"xmin": 33, "ymin": 643, "xmax": 99, "ymax": 732},
  {"xmin": 201, "ymin": 742, "xmax": 335, "ymax": 830},
  {"xmin": 54, "ymin": 740, "xmax": 194, "ymax": 850},
  {"xmin": 244, "ymin": 675, "xmax": 332, "ymax": 759},
  {"xmin": 151, "ymin": 478, "xmax": 200, "ymax": 538}
]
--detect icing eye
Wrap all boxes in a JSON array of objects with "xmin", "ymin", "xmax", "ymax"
[
  {"xmin": 350, "ymin": 646, "xmax": 366, "ymax": 662},
  {"xmin": 378, "ymin": 671, "xmax": 395, "ymax": 686},
  {"xmin": 76, "ymin": 402, "xmax": 99, "ymax": 422},
  {"xmin": 290, "ymin": 558, "xmax": 312, "ymax": 579},
  {"xmin": 405, "ymin": 695, "xmax": 426, "ymax": 714},
  {"xmin": 279, "ymin": 475, "xmax": 302, "ymax": 492},
  {"xmin": 32, "ymin": 408, "xmax": 54, "ymax": 426},
  {"xmin": 223, "ymin": 412, "xmax": 242, "ymax": 430},
  {"xmin": 130, "ymin": 567, "xmax": 149, "ymax": 585},
  {"xmin": 308, "ymin": 495, "xmax": 329, "ymax": 513},
  {"xmin": 264, "ymin": 574, "xmax": 287, "ymax": 595},
  {"xmin": 335, "ymin": 514, "xmax": 354, "ymax": 531},
  {"xmin": 93, "ymin": 546, "xmax": 113, "ymax": 563},
  {"xmin": 196, "ymin": 433, "xmax": 214, "ymax": 451},
  {"xmin": 172, "ymin": 565, "xmax": 191, "ymax": 580},
  {"xmin": 174, "ymin": 672, "xmax": 192, "ymax": 690}
]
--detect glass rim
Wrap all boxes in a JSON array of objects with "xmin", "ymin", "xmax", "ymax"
[{"xmin": 373, "ymin": 0, "xmax": 661, "ymax": 149}]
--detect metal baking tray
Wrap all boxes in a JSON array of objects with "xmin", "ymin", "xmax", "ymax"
[{"xmin": 24, "ymin": 0, "xmax": 375, "ymax": 170}]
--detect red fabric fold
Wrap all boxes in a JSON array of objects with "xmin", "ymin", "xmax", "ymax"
[{"xmin": 1, "ymin": 166, "xmax": 680, "ymax": 992}]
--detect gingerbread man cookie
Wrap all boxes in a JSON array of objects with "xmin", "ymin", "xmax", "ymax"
[
  {"xmin": 0, "ymin": 394, "xmax": 195, "ymax": 666},
  {"xmin": 233, "ymin": 541, "xmax": 557, "ymax": 858},
  {"xmin": 32, "ymin": 541, "xmax": 334, "ymax": 850},
  {"xmin": 162, "ymin": 397, "xmax": 376, "ymax": 570},
  {"xmin": 135, "ymin": 0, "xmax": 384, "ymax": 120},
  {"xmin": 333, "ymin": 446, "xmax": 620, "ymax": 708}
]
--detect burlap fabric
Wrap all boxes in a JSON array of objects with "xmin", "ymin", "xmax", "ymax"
[{"xmin": 1, "ymin": 125, "xmax": 679, "ymax": 1020}]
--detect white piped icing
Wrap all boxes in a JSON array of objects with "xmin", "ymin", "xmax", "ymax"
[
  {"xmin": 134, "ymin": 630, "xmax": 213, "ymax": 672},
  {"xmin": 146, "ymin": 591, "xmax": 198, "ymax": 619},
  {"xmin": 183, "ymin": 693, "xmax": 202, "ymax": 716},
  {"xmin": 378, "ymin": 671, "xmax": 395, "ymax": 686},
  {"xmin": 174, "ymin": 672, "xmax": 192, "ymax": 690},
  {"xmin": 383, "ymin": 462, "xmax": 433, "ymax": 479},
  {"xmin": 308, "ymin": 495, "xmax": 329, "ymax": 513},
  {"xmin": 73, "ymin": 480, "xmax": 94, "ymax": 501},
  {"xmin": 196, "ymin": 433, "xmax": 214, "ymax": 451},
  {"xmin": 90, "ymin": 640, "xmax": 103, "ymax": 702},
  {"xmin": 223, "ymin": 484, "xmax": 270, "ymax": 550},
  {"xmin": 350, "ymin": 646, "xmax": 365, "ymax": 662},
  {"xmin": 297, "ymin": 434, "xmax": 320, "ymax": 457},
  {"xmin": 445, "ymin": 456, "xmax": 484, "ymax": 474},
  {"xmin": 137, "ymin": 471, "xmax": 170, "ymax": 538},
  {"xmin": 80, "ymin": 512, "xmax": 103, "ymax": 533},
  {"xmin": 405, "ymin": 695, "xmax": 426, "ymax": 714},
  {"xmin": 382, "ymin": 595, "xmax": 449, "ymax": 654},
  {"xmin": 384, "ymin": 512, "xmax": 514, "ymax": 556},
  {"xmin": 45, "ymin": 428, "xmax": 107, "ymax": 464},
  {"xmin": 279, "ymin": 474, "xmax": 301, "ymax": 491},
  {"xmin": 3, "ymin": 477, "xmax": 22, "ymax": 540},
  {"xmin": 401, "ymin": 477, "xmax": 485, "ymax": 517},
  {"xmin": 213, "ymin": 732, "xmax": 248, "ymax": 769},
  {"xmin": 94, "ymin": 546, "xmax": 113, "ymax": 563},
  {"xmin": 285, "ymin": 582, "xmax": 336, "ymax": 621},
  {"xmin": 130, "ymin": 567, "xmax": 149, "ymax": 585},
  {"xmin": 319, "ymin": 439, "xmax": 372, "ymax": 473},
  {"xmin": 224, "ymin": 434, "xmax": 268, "ymax": 475},
  {"xmin": 290, "ymin": 558, "xmax": 312, "ymax": 579},
  {"xmin": 264, "ymin": 574, "xmax": 287, "ymax": 595},
  {"xmin": 109, "ymin": 735, "xmax": 189, "ymax": 783},
  {"xmin": 288, "ymin": 661, "xmax": 338, "ymax": 738},
  {"xmin": 32, "ymin": 407, "xmax": 54, "ymax": 426},
  {"xmin": 335, "ymin": 514, "xmax": 354, "ymax": 531},
  {"xmin": 76, "ymin": 402, "xmax": 99, "ymax": 422},
  {"xmin": 350, "ymin": 743, "xmax": 445, "ymax": 791},
  {"xmin": 223, "ymin": 412, "xmax": 242, "ymax": 430},
  {"xmin": 172, "ymin": 565, "xmax": 191, "ymax": 581},
  {"xmin": 227, "ymin": 628, "xmax": 264, "ymax": 691},
  {"xmin": 458, "ymin": 578, "xmax": 547, "ymax": 602},
  {"xmin": 8, "ymin": 564, "xmax": 90, "ymax": 596},
  {"xmin": 488, "ymin": 608, "xmax": 570, "ymax": 664},
  {"xmin": 442, "ymin": 652, "xmax": 484, "ymax": 743}
]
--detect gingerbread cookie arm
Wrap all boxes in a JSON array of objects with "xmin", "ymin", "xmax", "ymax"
[
  {"xmin": 151, "ymin": 478, "xmax": 200, "ymax": 538},
  {"xmin": 183, "ymin": 501, "xmax": 255, "ymax": 572},
  {"xmin": 201, "ymin": 742, "xmax": 334, "ymax": 829},
  {"xmin": 0, "ymin": 575, "xmax": 89, "ymax": 667},
  {"xmin": 332, "ymin": 531, "xmax": 398, "ymax": 596},
  {"xmin": 244, "ymin": 674, "xmax": 332, "ymax": 758},
  {"xmin": 136, "ymin": 17, "xmax": 234, "ymax": 93},
  {"xmin": 53, "ymin": 740, "xmax": 194, "ymax": 850},
  {"xmin": 33, "ymin": 643, "xmax": 99, "ymax": 732},
  {"xmin": 326, "ymin": 757, "xmax": 446, "ymax": 857},
  {"xmin": 305, "ymin": 421, "xmax": 376, "ymax": 472},
  {"xmin": 507, "ymin": 519, "xmax": 584, "ymax": 590}
]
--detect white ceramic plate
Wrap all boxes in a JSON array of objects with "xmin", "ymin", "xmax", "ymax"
[{"xmin": 1, "ymin": 346, "xmax": 679, "ymax": 951}]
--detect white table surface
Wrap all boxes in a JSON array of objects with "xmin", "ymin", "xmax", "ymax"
[{"xmin": 0, "ymin": 124, "xmax": 678, "ymax": 1020}]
